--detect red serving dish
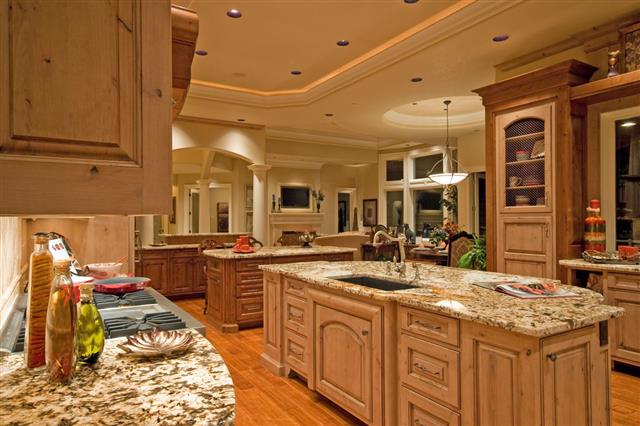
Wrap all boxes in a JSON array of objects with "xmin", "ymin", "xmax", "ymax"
[{"xmin": 93, "ymin": 277, "xmax": 150, "ymax": 294}]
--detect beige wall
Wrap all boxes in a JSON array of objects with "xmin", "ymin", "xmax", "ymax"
[
  {"xmin": 0, "ymin": 217, "xmax": 25, "ymax": 330},
  {"xmin": 456, "ymin": 132, "xmax": 486, "ymax": 233}
]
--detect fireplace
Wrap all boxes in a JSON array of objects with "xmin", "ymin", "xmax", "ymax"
[{"xmin": 268, "ymin": 212, "xmax": 324, "ymax": 245}]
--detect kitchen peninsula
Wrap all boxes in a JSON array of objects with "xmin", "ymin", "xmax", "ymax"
[
  {"xmin": 260, "ymin": 261, "xmax": 623, "ymax": 426},
  {"xmin": 203, "ymin": 246, "xmax": 355, "ymax": 332},
  {"xmin": 0, "ymin": 332, "xmax": 235, "ymax": 425}
]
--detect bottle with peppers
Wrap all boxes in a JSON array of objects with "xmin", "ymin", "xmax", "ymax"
[{"xmin": 584, "ymin": 199, "xmax": 606, "ymax": 252}]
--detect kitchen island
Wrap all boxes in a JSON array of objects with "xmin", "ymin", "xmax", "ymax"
[
  {"xmin": 260, "ymin": 261, "xmax": 623, "ymax": 426},
  {"xmin": 203, "ymin": 246, "xmax": 355, "ymax": 332},
  {"xmin": 560, "ymin": 258, "xmax": 640, "ymax": 367},
  {"xmin": 0, "ymin": 331, "xmax": 235, "ymax": 425}
]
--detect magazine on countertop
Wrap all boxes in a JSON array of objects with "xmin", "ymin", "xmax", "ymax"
[{"xmin": 473, "ymin": 281, "xmax": 577, "ymax": 299}]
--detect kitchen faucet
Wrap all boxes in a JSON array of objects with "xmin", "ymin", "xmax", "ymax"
[{"xmin": 372, "ymin": 230, "xmax": 407, "ymax": 277}]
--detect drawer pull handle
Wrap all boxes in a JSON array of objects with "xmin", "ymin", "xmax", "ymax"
[
  {"xmin": 413, "ymin": 362, "xmax": 440, "ymax": 377},
  {"xmin": 289, "ymin": 346, "xmax": 304, "ymax": 356},
  {"xmin": 289, "ymin": 313, "xmax": 304, "ymax": 322},
  {"xmin": 288, "ymin": 284, "xmax": 304, "ymax": 292},
  {"xmin": 361, "ymin": 330, "xmax": 369, "ymax": 336},
  {"xmin": 246, "ymin": 305, "xmax": 261, "ymax": 312},
  {"xmin": 547, "ymin": 353, "xmax": 557, "ymax": 362},
  {"xmin": 414, "ymin": 320, "xmax": 442, "ymax": 331}
]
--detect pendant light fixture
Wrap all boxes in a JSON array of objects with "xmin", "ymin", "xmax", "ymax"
[{"xmin": 427, "ymin": 100, "xmax": 468, "ymax": 185}]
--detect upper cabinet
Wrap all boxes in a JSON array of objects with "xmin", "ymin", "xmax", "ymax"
[{"xmin": 0, "ymin": 0, "xmax": 172, "ymax": 215}]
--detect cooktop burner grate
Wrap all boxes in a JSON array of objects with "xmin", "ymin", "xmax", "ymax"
[
  {"xmin": 94, "ymin": 290, "xmax": 156, "ymax": 310},
  {"xmin": 103, "ymin": 312, "xmax": 186, "ymax": 338}
]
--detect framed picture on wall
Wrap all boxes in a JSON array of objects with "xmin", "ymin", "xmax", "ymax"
[
  {"xmin": 245, "ymin": 185, "xmax": 253, "ymax": 210},
  {"xmin": 169, "ymin": 196, "xmax": 176, "ymax": 224},
  {"xmin": 363, "ymin": 199, "xmax": 378, "ymax": 227}
]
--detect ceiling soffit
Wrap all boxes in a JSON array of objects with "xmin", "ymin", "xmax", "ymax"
[{"xmin": 187, "ymin": 0, "xmax": 522, "ymax": 108}]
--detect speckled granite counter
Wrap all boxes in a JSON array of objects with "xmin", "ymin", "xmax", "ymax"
[
  {"xmin": 203, "ymin": 245, "xmax": 356, "ymax": 260},
  {"xmin": 260, "ymin": 261, "xmax": 623, "ymax": 337},
  {"xmin": 0, "ymin": 332, "xmax": 235, "ymax": 425},
  {"xmin": 141, "ymin": 243, "xmax": 201, "ymax": 250},
  {"xmin": 559, "ymin": 258, "xmax": 640, "ymax": 274}
]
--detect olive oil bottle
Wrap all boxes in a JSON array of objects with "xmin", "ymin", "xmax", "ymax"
[{"xmin": 76, "ymin": 283, "xmax": 105, "ymax": 364}]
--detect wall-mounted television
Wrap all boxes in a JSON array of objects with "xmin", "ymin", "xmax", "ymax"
[{"xmin": 280, "ymin": 185, "xmax": 311, "ymax": 210}]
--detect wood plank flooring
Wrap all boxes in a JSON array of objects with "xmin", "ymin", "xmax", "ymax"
[{"xmin": 176, "ymin": 298, "xmax": 640, "ymax": 426}]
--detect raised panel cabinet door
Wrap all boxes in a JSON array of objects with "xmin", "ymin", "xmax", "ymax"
[
  {"xmin": 399, "ymin": 386, "xmax": 460, "ymax": 426},
  {"xmin": 542, "ymin": 327, "xmax": 598, "ymax": 426},
  {"xmin": 193, "ymin": 257, "xmax": 207, "ymax": 293},
  {"xmin": 169, "ymin": 255, "xmax": 196, "ymax": 295},
  {"xmin": 0, "ymin": 0, "xmax": 171, "ymax": 214},
  {"xmin": 497, "ymin": 215, "xmax": 554, "ymax": 278},
  {"xmin": 314, "ymin": 303, "xmax": 374, "ymax": 423},
  {"xmin": 262, "ymin": 273, "xmax": 282, "ymax": 368},
  {"xmin": 206, "ymin": 269, "xmax": 223, "ymax": 323},
  {"xmin": 608, "ymin": 289, "xmax": 640, "ymax": 366},
  {"xmin": 141, "ymin": 259, "xmax": 168, "ymax": 294}
]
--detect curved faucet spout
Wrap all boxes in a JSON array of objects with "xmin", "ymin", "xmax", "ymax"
[{"xmin": 372, "ymin": 230, "xmax": 407, "ymax": 264}]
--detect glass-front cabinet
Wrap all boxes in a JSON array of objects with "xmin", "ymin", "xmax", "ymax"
[
  {"xmin": 497, "ymin": 103, "xmax": 553, "ymax": 213},
  {"xmin": 615, "ymin": 115, "xmax": 640, "ymax": 248}
]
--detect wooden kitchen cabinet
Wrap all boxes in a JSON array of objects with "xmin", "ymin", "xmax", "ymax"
[
  {"xmin": 138, "ymin": 252, "xmax": 169, "ymax": 294},
  {"xmin": 475, "ymin": 61, "xmax": 598, "ymax": 278},
  {"xmin": 607, "ymin": 288, "xmax": 640, "ymax": 366},
  {"xmin": 309, "ymin": 288, "xmax": 383, "ymax": 425},
  {"xmin": 136, "ymin": 248, "xmax": 207, "ymax": 297},
  {"xmin": 0, "ymin": 0, "xmax": 172, "ymax": 215},
  {"xmin": 168, "ymin": 251, "xmax": 199, "ymax": 295}
]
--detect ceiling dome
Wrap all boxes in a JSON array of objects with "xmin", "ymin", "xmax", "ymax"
[{"xmin": 383, "ymin": 96, "xmax": 484, "ymax": 130}]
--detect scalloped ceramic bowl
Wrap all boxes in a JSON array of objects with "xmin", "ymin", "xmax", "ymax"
[{"xmin": 117, "ymin": 329, "xmax": 196, "ymax": 358}]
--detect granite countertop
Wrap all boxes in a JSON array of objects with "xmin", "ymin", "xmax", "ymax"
[
  {"xmin": 260, "ymin": 261, "xmax": 623, "ymax": 337},
  {"xmin": 141, "ymin": 243, "xmax": 201, "ymax": 250},
  {"xmin": 0, "ymin": 332, "xmax": 235, "ymax": 425},
  {"xmin": 159, "ymin": 233, "xmax": 245, "ymax": 237},
  {"xmin": 559, "ymin": 258, "xmax": 640, "ymax": 274},
  {"xmin": 203, "ymin": 245, "xmax": 357, "ymax": 260}
]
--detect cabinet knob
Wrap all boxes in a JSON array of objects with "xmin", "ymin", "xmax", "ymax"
[
  {"xmin": 361, "ymin": 330, "xmax": 368, "ymax": 336},
  {"xmin": 90, "ymin": 166, "xmax": 99, "ymax": 174},
  {"xmin": 547, "ymin": 353, "xmax": 557, "ymax": 362}
]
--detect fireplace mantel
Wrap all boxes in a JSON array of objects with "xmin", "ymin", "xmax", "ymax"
[{"xmin": 268, "ymin": 212, "xmax": 325, "ymax": 244}]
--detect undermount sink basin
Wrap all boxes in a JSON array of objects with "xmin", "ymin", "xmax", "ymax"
[{"xmin": 335, "ymin": 275, "xmax": 416, "ymax": 291}]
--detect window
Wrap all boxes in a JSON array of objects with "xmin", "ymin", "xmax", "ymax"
[
  {"xmin": 386, "ymin": 191, "xmax": 403, "ymax": 228},
  {"xmin": 615, "ymin": 116, "xmax": 639, "ymax": 248},
  {"xmin": 414, "ymin": 188, "xmax": 443, "ymax": 234},
  {"xmin": 386, "ymin": 160, "xmax": 403, "ymax": 181},
  {"xmin": 414, "ymin": 154, "xmax": 442, "ymax": 180}
]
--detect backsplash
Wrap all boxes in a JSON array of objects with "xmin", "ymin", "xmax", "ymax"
[{"xmin": 0, "ymin": 217, "xmax": 25, "ymax": 331}]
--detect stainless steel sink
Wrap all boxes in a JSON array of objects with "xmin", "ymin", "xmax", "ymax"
[{"xmin": 335, "ymin": 275, "xmax": 416, "ymax": 291}]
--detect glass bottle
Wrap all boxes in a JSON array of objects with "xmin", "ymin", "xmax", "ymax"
[
  {"xmin": 45, "ymin": 259, "xmax": 77, "ymax": 383},
  {"xmin": 76, "ymin": 283, "xmax": 105, "ymax": 364},
  {"xmin": 25, "ymin": 233, "xmax": 53, "ymax": 368},
  {"xmin": 584, "ymin": 199, "xmax": 606, "ymax": 252}
]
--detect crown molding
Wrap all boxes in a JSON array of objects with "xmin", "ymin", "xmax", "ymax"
[
  {"xmin": 266, "ymin": 127, "xmax": 380, "ymax": 150},
  {"xmin": 265, "ymin": 153, "xmax": 325, "ymax": 170},
  {"xmin": 186, "ymin": 0, "xmax": 522, "ymax": 108}
]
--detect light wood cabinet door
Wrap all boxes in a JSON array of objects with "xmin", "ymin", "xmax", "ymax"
[
  {"xmin": 0, "ymin": 0, "xmax": 171, "ymax": 214},
  {"xmin": 310, "ymin": 290, "xmax": 382, "ymax": 424},
  {"xmin": 399, "ymin": 386, "xmax": 460, "ymax": 426},
  {"xmin": 497, "ymin": 215, "xmax": 554, "ymax": 278},
  {"xmin": 541, "ymin": 327, "xmax": 599, "ymax": 426},
  {"xmin": 607, "ymin": 289, "xmax": 640, "ymax": 366}
]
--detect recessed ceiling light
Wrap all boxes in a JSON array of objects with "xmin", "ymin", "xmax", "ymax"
[
  {"xmin": 290, "ymin": 70, "xmax": 302, "ymax": 75},
  {"xmin": 227, "ymin": 9, "xmax": 242, "ymax": 18},
  {"xmin": 410, "ymin": 77, "xmax": 423, "ymax": 83},
  {"xmin": 337, "ymin": 40, "xmax": 350, "ymax": 47},
  {"xmin": 325, "ymin": 113, "xmax": 334, "ymax": 117},
  {"xmin": 492, "ymin": 34, "xmax": 509, "ymax": 42},
  {"xmin": 237, "ymin": 118, "xmax": 246, "ymax": 122},
  {"xmin": 620, "ymin": 121, "xmax": 637, "ymax": 127},
  {"xmin": 404, "ymin": 0, "xmax": 420, "ymax": 4},
  {"xmin": 195, "ymin": 49, "xmax": 208, "ymax": 56}
]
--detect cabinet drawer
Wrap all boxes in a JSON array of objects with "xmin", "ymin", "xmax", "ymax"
[
  {"xmin": 207, "ymin": 258, "xmax": 222, "ymax": 273},
  {"xmin": 324, "ymin": 253, "xmax": 352, "ymax": 262},
  {"xmin": 169, "ymin": 249, "xmax": 198, "ymax": 258},
  {"xmin": 238, "ymin": 270, "xmax": 263, "ymax": 285},
  {"xmin": 236, "ymin": 258, "xmax": 266, "ymax": 272},
  {"xmin": 236, "ymin": 297, "xmax": 263, "ymax": 322},
  {"xmin": 399, "ymin": 385, "xmax": 460, "ymax": 426},
  {"xmin": 399, "ymin": 333, "xmax": 460, "ymax": 408},
  {"xmin": 237, "ymin": 283, "xmax": 263, "ymax": 299},
  {"xmin": 400, "ymin": 306, "xmax": 459, "ymax": 347},
  {"xmin": 285, "ymin": 294, "xmax": 307, "ymax": 335},
  {"xmin": 607, "ymin": 274, "xmax": 640, "ymax": 291},
  {"xmin": 285, "ymin": 329, "xmax": 308, "ymax": 377},
  {"xmin": 284, "ymin": 278, "xmax": 307, "ymax": 299}
]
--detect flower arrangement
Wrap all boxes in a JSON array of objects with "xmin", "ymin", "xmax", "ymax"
[
  {"xmin": 311, "ymin": 189, "xmax": 325, "ymax": 212},
  {"xmin": 428, "ymin": 220, "xmax": 460, "ymax": 247},
  {"xmin": 442, "ymin": 220, "xmax": 459, "ymax": 237}
]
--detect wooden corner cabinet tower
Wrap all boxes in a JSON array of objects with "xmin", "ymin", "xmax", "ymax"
[{"xmin": 474, "ymin": 60, "xmax": 598, "ymax": 279}]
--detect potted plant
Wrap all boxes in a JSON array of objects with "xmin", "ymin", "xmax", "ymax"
[{"xmin": 457, "ymin": 235, "xmax": 487, "ymax": 271}]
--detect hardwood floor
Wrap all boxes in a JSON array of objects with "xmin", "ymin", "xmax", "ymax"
[{"xmin": 176, "ymin": 298, "xmax": 640, "ymax": 426}]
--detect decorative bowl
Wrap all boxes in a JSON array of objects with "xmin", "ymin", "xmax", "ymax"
[
  {"xmin": 85, "ymin": 262, "xmax": 123, "ymax": 279},
  {"xmin": 117, "ymin": 329, "xmax": 196, "ymax": 358}
]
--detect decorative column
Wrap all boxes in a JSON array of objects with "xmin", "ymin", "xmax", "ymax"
[
  {"xmin": 139, "ymin": 215, "xmax": 155, "ymax": 245},
  {"xmin": 248, "ymin": 164, "xmax": 271, "ymax": 244},
  {"xmin": 197, "ymin": 178, "xmax": 212, "ymax": 233}
]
